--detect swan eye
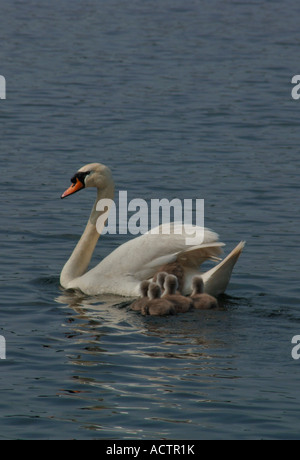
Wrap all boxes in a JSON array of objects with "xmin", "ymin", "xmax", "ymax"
[
  {"xmin": 83, "ymin": 171, "xmax": 92, "ymax": 180},
  {"xmin": 84, "ymin": 171, "xmax": 92, "ymax": 181},
  {"xmin": 71, "ymin": 171, "xmax": 91, "ymax": 185}
]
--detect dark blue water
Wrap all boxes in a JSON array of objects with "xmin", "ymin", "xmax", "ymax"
[{"xmin": 1, "ymin": 0, "xmax": 300, "ymax": 440}]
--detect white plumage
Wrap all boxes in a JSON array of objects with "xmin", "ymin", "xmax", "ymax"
[{"xmin": 60, "ymin": 163, "xmax": 245, "ymax": 297}]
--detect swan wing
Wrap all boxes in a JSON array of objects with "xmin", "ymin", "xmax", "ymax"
[
  {"xmin": 67, "ymin": 224, "xmax": 246, "ymax": 297},
  {"xmin": 70, "ymin": 224, "xmax": 224, "ymax": 294},
  {"xmin": 133, "ymin": 223, "xmax": 224, "ymax": 278},
  {"xmin": 201, "ymin": 241, "xmax": 246, "ymax": 296}
]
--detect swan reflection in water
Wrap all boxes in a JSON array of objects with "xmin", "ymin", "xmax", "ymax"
[
  {"xmin": 54, "ymin": 288, "xmax": 240, "ymax": 439},
  {"xmin": 55, "ymin": 287, "xmax": 229, "ymax": 347}
]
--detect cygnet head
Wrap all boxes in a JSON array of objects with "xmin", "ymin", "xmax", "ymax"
[
  {"xmin": 164, "ymin": 274, "xmax": 179, "ymax": 295},
  {"xmin": 139, "ymin": 280, "xmax": 150, "ymax": 297},
  {"xmin": 156, "ymin": 272, "xmax": 168, "ymax": 290},
  {"xmin": 61, "ymin": 163, "xmax": 114, "ymax": 199},
  {"xmin": 192, "ymin": 276, "xmax": 204, "ymax": 295},
  {"xmin": 148, "ymin": 283, "xmax": 162, "ymax": 300}
]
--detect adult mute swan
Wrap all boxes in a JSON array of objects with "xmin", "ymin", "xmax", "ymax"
[{"xmin": 60, "ymin": 163, "xmax": 245, "ymax": 297}]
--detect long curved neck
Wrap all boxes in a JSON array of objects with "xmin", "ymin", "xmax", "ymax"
[{"xmin": 60, "ymin": 183, "xmax": 115, "ymax": 288}]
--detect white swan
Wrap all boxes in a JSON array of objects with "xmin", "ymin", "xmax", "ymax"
[{"xmin": 60, "ymin": 163, "xmax": 245, "ymax": 297}]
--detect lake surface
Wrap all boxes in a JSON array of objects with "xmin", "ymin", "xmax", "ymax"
[{"xmin": 1, "ymin": 0, "xmax": 300, "ymax": 440}]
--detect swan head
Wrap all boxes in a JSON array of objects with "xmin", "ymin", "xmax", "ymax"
[
  {"xmin": 61, "ymin": 163, "xmax": 113, "ymax": 199},
  {"xmin": 148, "ymin": 282, "xmax": 162, "ymax": 300},
  {"xmin": 192, "ymin": 276, "xmax": 204, "ymax": 295},
  {"xmin": 164, "ymin": 274, "xmax": 179, "ymax": 295}
]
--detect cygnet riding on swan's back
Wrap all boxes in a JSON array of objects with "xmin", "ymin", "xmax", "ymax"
[
  {"xmin": 190, "ymin": 276, "xmax": 219, "ymax": 310},
  {"xmin": 155, "ymin": 271, "xmax": 181, "ymax": 295},
  {"xmin": 141, "ymin": 283, "xmax": 175, "ymax": 316},
  {"xmin": 163, "ymin": 274, "xmax": 193, "ymax": 313},
  {"xmin": 130, "ymin": 280, "xmax": 150, "ymax": 311},
  {"xmin": 155, "ymin": 272, "xmax": 168, "ymax": 293},
  {"xmin": 60, "ymin": 163, "xmax": 245, "ymax": 297}
]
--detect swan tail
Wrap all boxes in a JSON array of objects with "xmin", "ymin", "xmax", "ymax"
[{"xmin": 201, "ymin": 241, "xmax": 246, "ymax": 296}]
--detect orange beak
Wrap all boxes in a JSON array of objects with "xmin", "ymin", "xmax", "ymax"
[{"xmin": 61, "ymin": 177, "xmax": 84, "ymax": 199}]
